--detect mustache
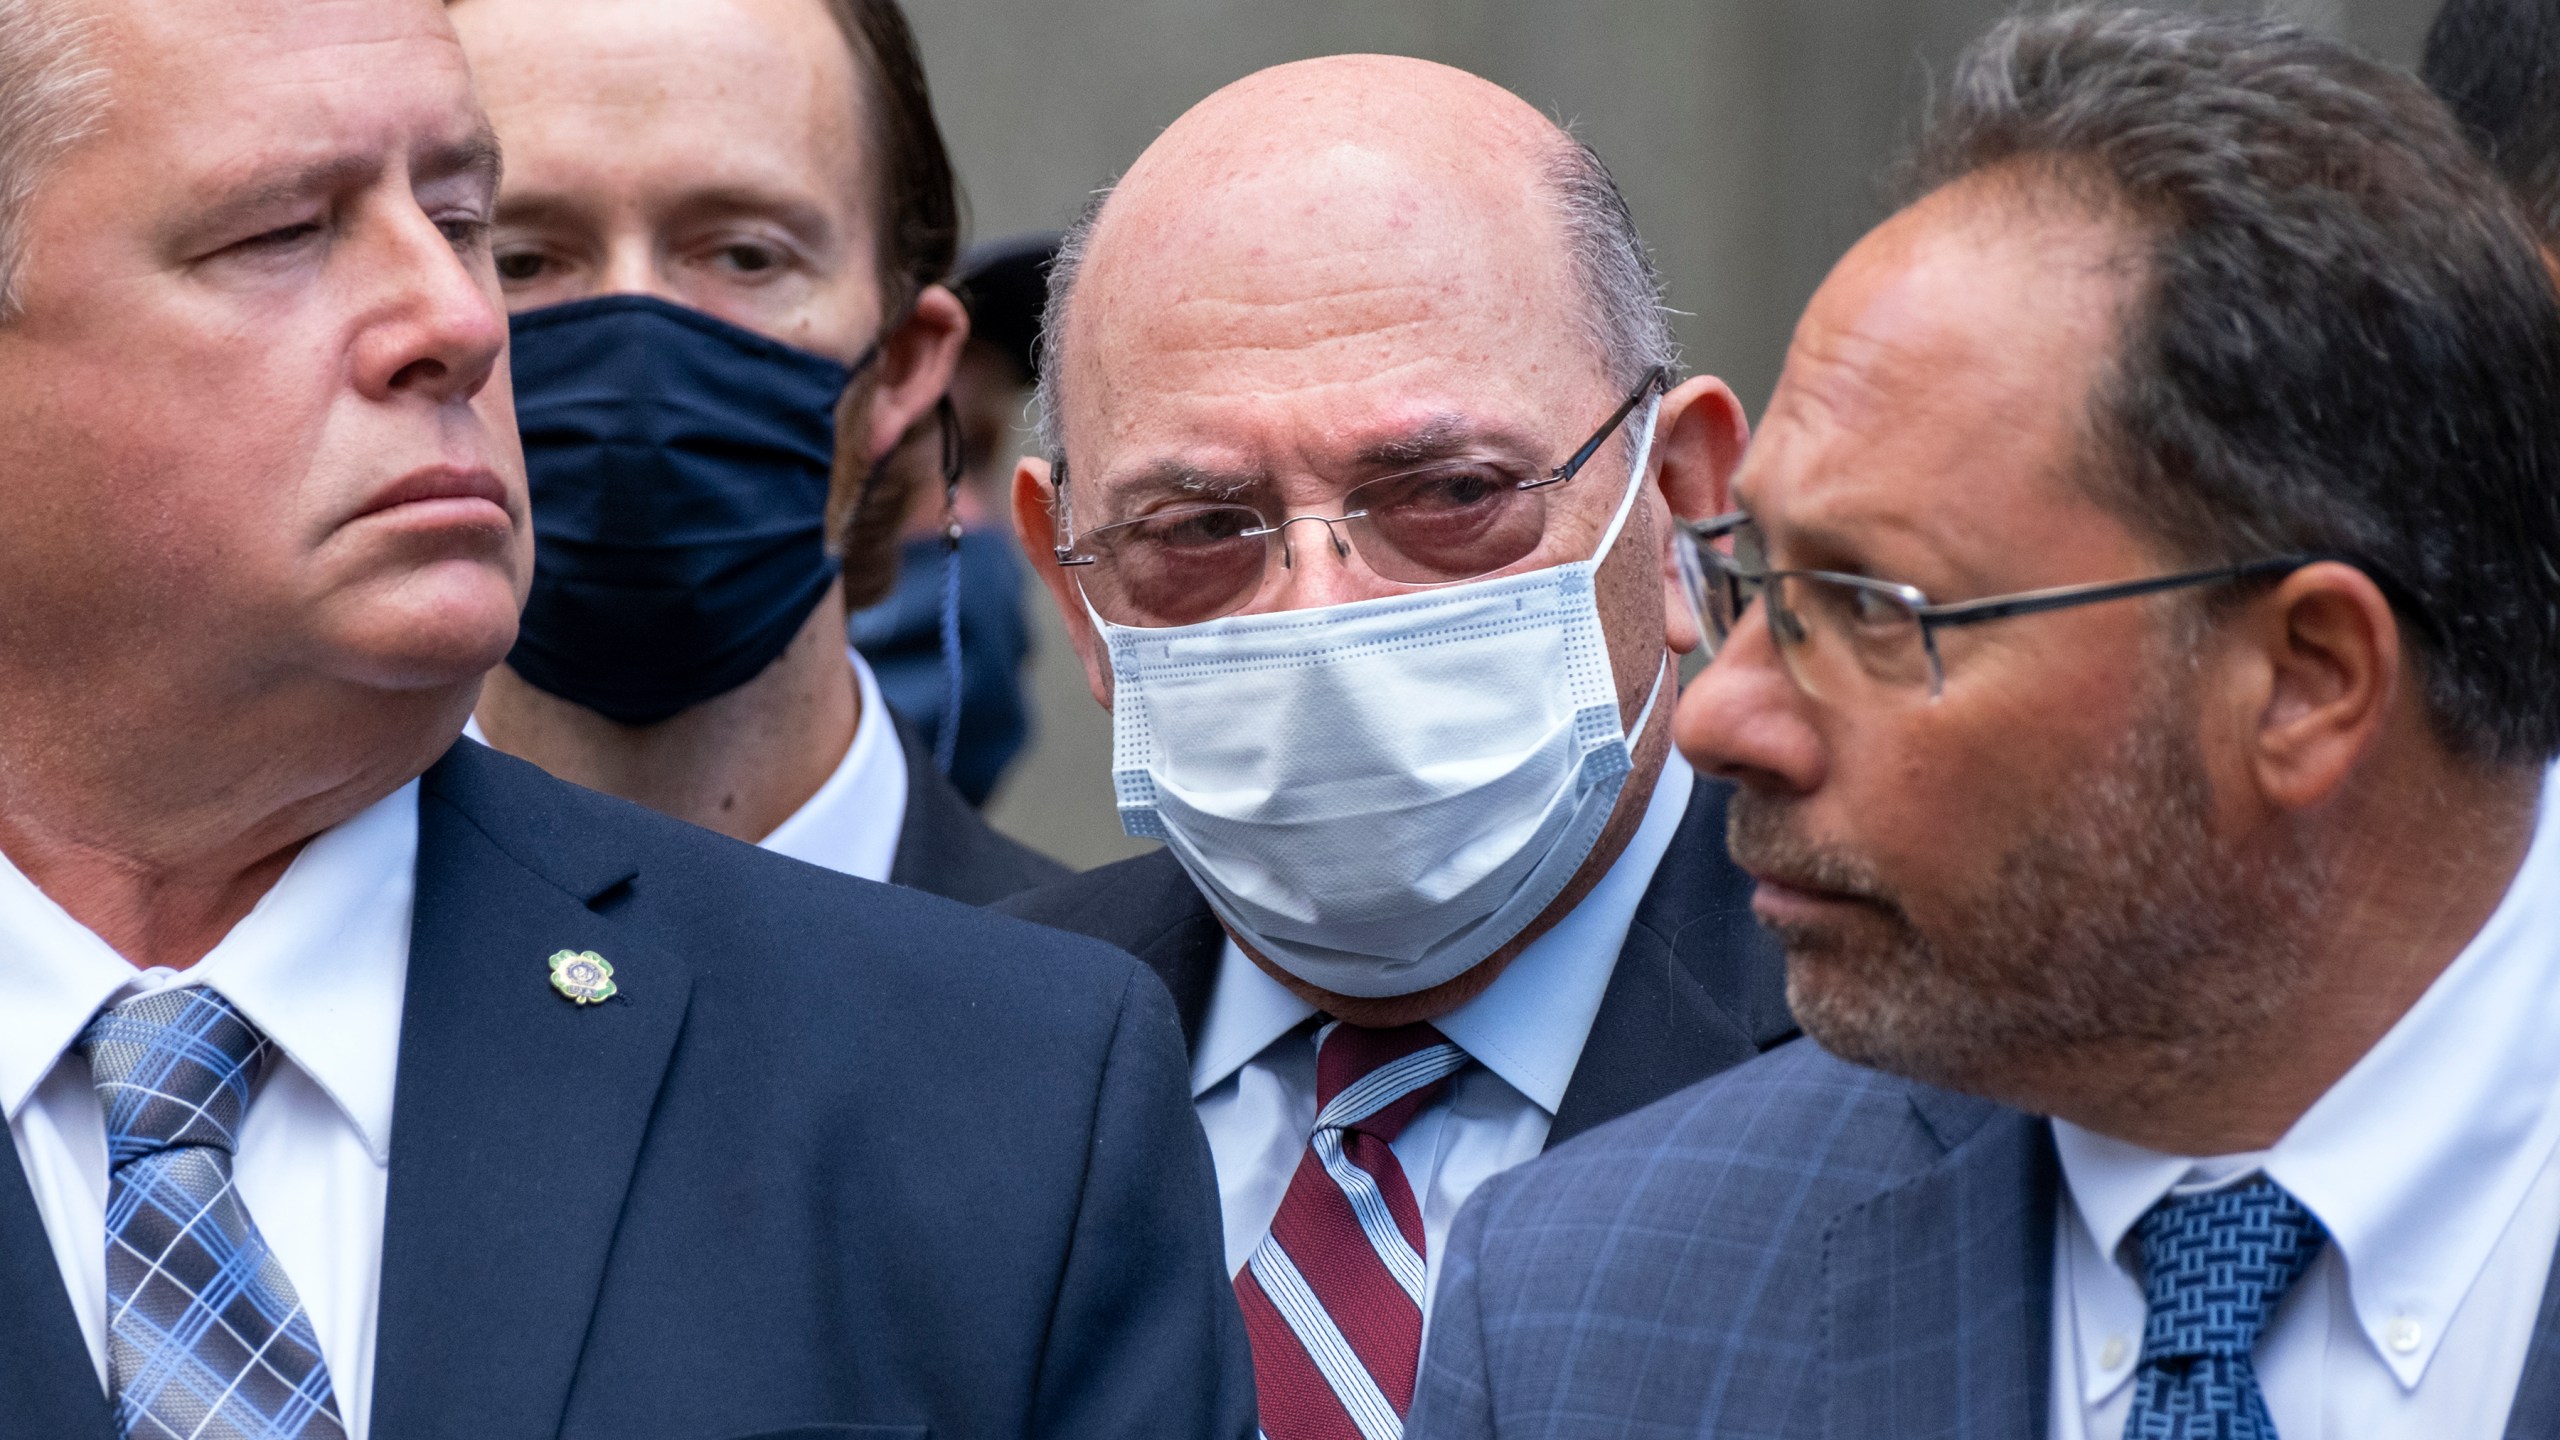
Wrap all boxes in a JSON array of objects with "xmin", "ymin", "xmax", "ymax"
[{"xmin": 1725, "ymin": 788, "xmax": 1899, "ymax": 911}]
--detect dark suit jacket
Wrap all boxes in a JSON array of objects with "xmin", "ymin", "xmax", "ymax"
[
  {"xmin": 997, "ymin": 774, "xmax": 1794, "ymax": 1149},
  {"xmin": 0, "ymin": 741, "xmax": 1251, "ymax": 1440},
  {"xmin": 887, "ymin": 721, "xmax": 1068, "ymax": 904},
  {"xmin": 1411, "ymin": 1038, "xmax": 2560, "ymax": 1439}
]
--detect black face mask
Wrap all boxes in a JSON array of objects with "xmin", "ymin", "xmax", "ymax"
[{"xmin": 506, "ymin": 295, "xmax": 877, "ymax": 725}]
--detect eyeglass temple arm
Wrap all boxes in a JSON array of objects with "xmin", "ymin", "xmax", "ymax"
[
  {"xmin": 1916, "ymin": 556, "xmax": 2313, "ymax": 628},
  {"xmin": 1048, "ymin": 459, "xmax": 1097, "ymax": 566},
  {"xmin": 1526, "ymin": 366, "xmax": 1670, "ymax": 491},
  {"xmin": 1691, "ymin": 522, "xmax": 2436, "ymax": 656}
]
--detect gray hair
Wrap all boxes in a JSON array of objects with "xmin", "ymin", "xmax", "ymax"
[
  {"xmin": 1033, "ymin": 129, "xmax": 1677, "ymax": 463},
  {"xmin": 2421, "ymin": 0, "xmax": 2560, "ymax": 241},
  {"xmin": 0, "ymin": 0, "xmax": 105, "ymax": 322},
  {"xmin": 1907, "ymin": 6, "xmax": 2560, "ymax": 768}
]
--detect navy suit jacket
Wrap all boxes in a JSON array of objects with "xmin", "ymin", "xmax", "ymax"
[
  {"xmin": 886, "ymin": 719, "xmax": 1067, "ymax": 904},
  {"xmin": 997, "ymin": 775, "xmax": 1796, "ymax": 1149},
  {"xmin": 0, "ymin": 741, "xmax": 1252, "ymax": 1440},
  {"xmin": 1410, "ymin": 1038, "xmax": 2560, "ymax": 1439}
]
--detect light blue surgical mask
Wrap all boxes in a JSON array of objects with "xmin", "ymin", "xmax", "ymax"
[{"xmin": 1094, "ymin": 400, "xmax": 1666, "ymax": 998}]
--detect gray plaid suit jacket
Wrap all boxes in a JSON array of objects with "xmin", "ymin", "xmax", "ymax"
[{"xmin": 1410, "ymin": 1037, "xmax": 2560, "ymax": 1439}]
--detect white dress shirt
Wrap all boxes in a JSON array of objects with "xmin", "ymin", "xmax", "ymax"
[
  {"xmin": 2050, "ymin": 762, "xmax": 2560, "ymax": 1440},
  {"xmin": 1192, "ymin": 754, "xmax": 1695, "ymax": 1317},
  {"xmin": 467, "ymin": 647, "xmax": 910, "ymax": 882},
  {"xmin": 1, "ymin": 781, "xmax": 419, "ymax": 1440},
  {"xmin": 756, "ymin": 649, "xmax": 909, "ymax": 882}
]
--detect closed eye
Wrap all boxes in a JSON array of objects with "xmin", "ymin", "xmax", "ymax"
[{"xmin": 233, "ymin": 220, "xmax": 324, "ymax": 253}]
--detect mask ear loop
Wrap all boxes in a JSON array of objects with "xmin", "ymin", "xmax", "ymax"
[
  {"xmin": 1590, "ymin": 392, "xmax": 1665, "ymax": 564},
  {"xmin": 932, "ymin": 395, "xmax": 967, "ymax": 779},
  {"xmin": 831, "ymin": 338, "xmax": 891, "ymax": 528}
]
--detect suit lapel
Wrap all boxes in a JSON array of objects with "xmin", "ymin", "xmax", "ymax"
[
  {"xmin": 2501, "ymin": 1229, "xmax": 2560, "ymax": 1436},
  {"xmin": 1083, "ymin": 851, "xmax": 1227, "ymax": 1049},
  {"xmin": 889, "ymin": 720, "xmax": 964, "ymax": 894},
  {"xmin": 1549, "ymin": 779, "xmax": 1793, "ymax": 1147},
  {"xmin": 1138, "ymin": 923, "xmax": 1227, "ymax": 1048},
  {"xmin": 367, "ymin": 747, "xmax": 693, "ymax": 1440},
  {"xmin": 0, "ymin": 1136, "xmax": 116, "ymax": 1440},
  {"xmin": 1824, "ymin": 1090, "xmax": 2055, "ymax": 1440}
]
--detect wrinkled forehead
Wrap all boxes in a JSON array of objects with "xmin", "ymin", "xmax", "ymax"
[
  {"xmin": 108, "ymin": 0, "xmax": 468, "ymax": 93},
  {"xmin": 452, "ymin": 0, "xmax": 867, "ymax": 182},
  {"xmin": 1743, "ymin": 183, "xmax": 2140, "ymax": 573},
  {"xmin": 87, "ymin": 0, "xmax": 482, "ymax": 171},
  {"xmin": 1061, "ymin": 137, "xmax": 1608, "ymax": 482}
]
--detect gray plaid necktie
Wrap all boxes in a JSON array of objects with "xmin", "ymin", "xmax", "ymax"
[{"xmin": 78, "ymin": 987, "xmax": 348, "ymax": 1440}]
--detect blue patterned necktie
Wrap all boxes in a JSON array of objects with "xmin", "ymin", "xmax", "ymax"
[
  {"xmin": 2123, "ymin": 1175, "xmax": 2327, "ymax": 1440},
  {"xmin": 78, "ymin": 987, "xmax": 348, "ymax": 1440}
]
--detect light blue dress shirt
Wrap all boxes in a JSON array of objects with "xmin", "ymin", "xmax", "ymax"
[{"xmin": 2051, "ymin": 762, "xmax": 2560, "ymax": 1440}]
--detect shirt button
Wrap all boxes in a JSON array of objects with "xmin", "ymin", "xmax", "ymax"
[
  {"xmin": 2387, "ymin": 1317, "xmax": 2424, "ymax": 1354},
  {"xmin": 2099, "ymin": 1335, "xmax": 2131, "ymax": 1371}
]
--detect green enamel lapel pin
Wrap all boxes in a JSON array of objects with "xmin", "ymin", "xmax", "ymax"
[{"xmin": 548, "ymin": 949, "xmax": 619, "ymax": 1005}]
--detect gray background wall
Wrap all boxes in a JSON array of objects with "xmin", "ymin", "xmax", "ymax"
[{"xmin": 929, "ymin": 0, "xmax": 2446, "ymax": 867}]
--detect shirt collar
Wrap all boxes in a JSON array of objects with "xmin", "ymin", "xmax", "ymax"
[
  {"xmin": 0, "ymin": 859, "xmax": 141, "ymax": 1124},
  {"xmin": 758, "ymin": 648, "xmax": 909, "ymax": 882},
  {"xmin": 1189, "ymin": 945, "xmax": 1316, "ymax": 1099},
  {"xmin": 0, "ymin": 782, "xmax": 418, "ymax": 1164},
  {"xmin": 1188, "ymin": 753, "xmax": 1695, "ymax": 1111},
  {"xmin": 2056, "ymin": 759, "xmax": 2560, "ymax": 1392}
]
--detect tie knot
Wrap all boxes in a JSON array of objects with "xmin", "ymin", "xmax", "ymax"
[
  {"xmin": 1312, "ymin": 1020, "xmax": 1464, "ymax": 1142},
  {"xmin": 76, "ymin": 987, "xmax": 271, "ymax": 1167},
  {"xmin": 2135, "ymin": 1175, "xmax": 2327, "ymax": 1364}
]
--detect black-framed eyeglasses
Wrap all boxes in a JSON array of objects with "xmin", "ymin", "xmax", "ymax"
[
  {"xmin": 1052, "ymin": 367, "xmax": 1669, "ymax": 628},
  {"xmin": 1676, "ymin": 511, "xmax": 2332, "ymax": 702}
]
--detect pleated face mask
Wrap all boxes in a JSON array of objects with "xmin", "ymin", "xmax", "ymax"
[{"xmin": 1095, "ymin": 398, "xmax": 1665, "ymax": 998}]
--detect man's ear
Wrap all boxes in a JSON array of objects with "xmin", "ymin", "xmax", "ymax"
[
  {"xmin": 1013, "ymin": 455, "xmax": 1115, "ymax": 709},
  {"xmin": 858, "ymin": 283, "xmax": 970, "ymax": 468},
  {"xmin": 1652, "ymin": 374, "xmax": 1750, "ymax": 655},
  {"xmin": 824, "ymin": 286, "xmax": 968, "ymax": 590},
  {"xmin": 2223, "ymin": 561, "xmax": 2402, "ymax": 814}
]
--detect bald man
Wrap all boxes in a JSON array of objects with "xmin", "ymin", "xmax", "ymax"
[{"xmin": 998, "ymin": 56, "xmax": 1791, "ymax": 1438}]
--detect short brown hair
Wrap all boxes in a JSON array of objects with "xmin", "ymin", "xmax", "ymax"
[
  {"xmin": 820, "ymin": 0, "xmax": 960, "ymax": 309},
  {"xmin": 817, "ymin": 0, "xmax": 963, "ymax": 603},
  {"xmin": 1910, "ymin": 7, "xmax": 2560, "ymax": 766}
]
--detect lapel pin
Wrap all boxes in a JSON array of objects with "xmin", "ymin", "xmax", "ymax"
[{"xmin": 548, "ymin": 949, "xmax": 619, "ymax": 1005}]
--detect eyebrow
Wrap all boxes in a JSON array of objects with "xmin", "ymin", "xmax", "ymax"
[
  {"xmin": 1090, "ymin": 461, "xmax": 1268, "ymax": 512},
  {"xmin": 420, "ymin": 127, "xmax": 505, "ymax": 193},
  {"xmin": 1083, "ymin": 412, "xmax": 1553, "ymax": 518},
  {"xmin": 176, "ymin": 126, "xmax": 503, "ymax": 249},
  {"xmin": 1355, "ymin": 414, "xmax": 1542, "ymax": 469},
  {"xmin": 498, "ymin": 180, "xmax": 833, "ymax": 247},
  {"xmin": 1751, "ymin": 494, "xmax": 1959, "ymax": 589}
]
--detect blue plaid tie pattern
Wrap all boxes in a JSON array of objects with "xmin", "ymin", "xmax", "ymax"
[
  {"xmin": 78, "ymin": 987, "xmax": 347, "ymax": 1440},
  {"xmin": 2123, "ymin": 1176, "xmax": 2326, "ymax": 1440}
]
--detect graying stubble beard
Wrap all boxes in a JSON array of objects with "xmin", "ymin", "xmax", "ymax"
[{"xmin": 1732, "ymin": 677, "xmax": 2329, "ymax": 1112}]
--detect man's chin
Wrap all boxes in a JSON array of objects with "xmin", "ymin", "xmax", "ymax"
[
  {"xmin": 1780, "ymin": 943, "xmax": 2012, "ymax": 1093},
  {"xmin": 312, "ymin": 586, "xmax": 523, "ymax": 692}
]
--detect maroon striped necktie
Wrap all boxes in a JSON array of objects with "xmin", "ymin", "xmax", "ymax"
[{"xmin": 1234, "ymin": 1020, "xmax": 1469, "ymax": 1440}]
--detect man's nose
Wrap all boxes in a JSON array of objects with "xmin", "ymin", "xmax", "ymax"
[
  {"xmin": 1675, "ymin": 603, "xmax": 1829, "ymax": 796},
  {"xmin": 596, "ymin": 242, "xmax": 671, "ymax": 304},
  {"xmin": 356, "ymin": 212, "xmax": 507, "ymax": 406},
  {"xmin": 1256, "ymin": 514, "xmax": 1376, "ymax": 613}
]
